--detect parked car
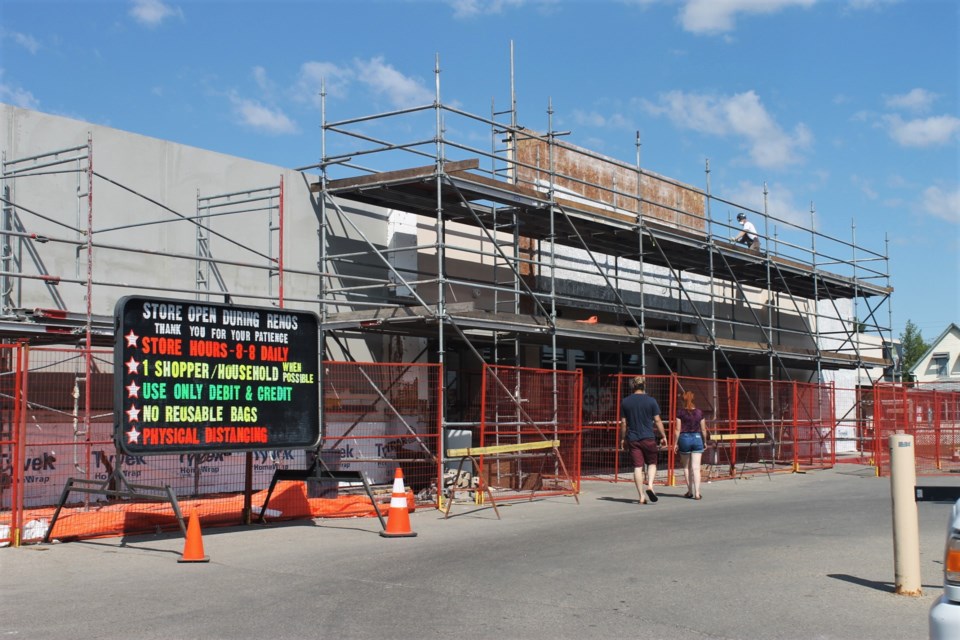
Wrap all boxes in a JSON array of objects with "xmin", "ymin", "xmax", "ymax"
[{"xmin": 930, "ymin": 498, "xmax": 960, "ymax": 639}]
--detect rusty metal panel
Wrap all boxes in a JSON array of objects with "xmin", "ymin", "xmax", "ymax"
[{"xmin": 515, "ymin": 134, "xmax": 705, "ymax": 234}]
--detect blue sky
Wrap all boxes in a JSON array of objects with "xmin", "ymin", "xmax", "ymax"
[{"xmin": 2, "ymin": 0, "xmax": 958, "ymax": 344}]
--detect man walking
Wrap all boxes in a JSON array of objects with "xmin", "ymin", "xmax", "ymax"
[{"xmin": 620, "ymin": 376, "xmax": 668, "ymax": 504}]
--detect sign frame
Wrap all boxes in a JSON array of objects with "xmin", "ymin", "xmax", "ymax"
[{"xmin": 114, "ymin": 295, "xmax": 321, "ymax": 455}]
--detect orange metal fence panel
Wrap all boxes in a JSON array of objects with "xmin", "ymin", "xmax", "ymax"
[
  {"xmin": 832, "ymin": 385, "xmax": 875, "ymax": 465},
  {"xmin": 0, "ymin": 344, "xmax": 25, "ymax": 547},
  {"xmin": 874, "ymin": 382, "xmax": 960, "ymax": 477},
  {"xmin": 732, "ymin": 379, "xmax": 779, "ymax": 472},
  {"xmin": 580, "ymin": 374, "xmax": 672, "ymax": 484},
  {"xmin": 793, "ymin": 382, "xmax": 835, "ymax": 471},
  {"xmin": 730, "ymin": 379, "xmax": 834, "ymax": 475},
  {"xmin": 321, "ymin": 361, "xmax": 442, "ymax": 504},
  {"xmin": 577, "ymin": 375, "xmax": 837, "ymax": 486},
  {"xmin": 478, "ymin": 364, "xmax": 581, "ymax": 500},
  {"xmin": 580, "ymin": 374, "xmax": 625, "ymax": 481},
  {"xmin": 675, "ymin": 375, "xmax": 736, "ymax": 482}
]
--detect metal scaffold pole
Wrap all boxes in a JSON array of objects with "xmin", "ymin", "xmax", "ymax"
[
  {"xmin": 83, "ymin": 134, "xmax": 93, "ymax": 450},
  {"xmin": 764, "ymin": 183, "xmax": 775, "ymax": 436},
  {"xmin": 547, "ymin": 99, "xmax": 558, "ymax": 375},
  {"xmin": 433, "ymin": 55, "xmax": 449, "ymax": 472},
  {"xmin": 636, "ymin": 131, "xmax": 646, "ymax": 374},
  {"xmin": 811, "ymin": 202, "xmax": 822, "ymax": 384},
  {"xmin": 705, "ymin": 159, "xmax": 717, "ymax": 383}
]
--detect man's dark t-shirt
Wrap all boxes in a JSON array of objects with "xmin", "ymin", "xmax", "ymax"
[{"xmin": 621, "ymin": 393, "xmax": 661, "ymax": 441}]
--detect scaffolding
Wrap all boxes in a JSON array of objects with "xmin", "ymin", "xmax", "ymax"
[{"xmin": 311, "ymin": 60, "xmax": 893, "ymax": 408}]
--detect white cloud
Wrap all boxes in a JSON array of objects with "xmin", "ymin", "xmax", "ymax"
[
  {"xmin": 846, "ymin": 0, "xmax": 899, "ymax": 10},
  {"xmin": 884, "ymin": 88, "xmax": 937, "ymax": 113},
  {"xmin": 851, "ymin": 174, "xmax": 878, "ymax": 200},
  {"xmin": 252, "ymin": 66, "xmax": 273, "ymax": 93},
  {"xmin": 572, "ymin": 109, "xmax": 632, "ymax": 129},
  {"xmin": 920, "ymin": 185, "xmax": 960, "ymax": 224},
  {"xmin": 129, "ymin": 0, "xmax": 183, "ymax": 28},
  {"xmin": 447, "ymin": 0, "xmax": 552, "ymax": 18},
  {"xmin": 7, "ymin": 31, "xmax": 40, "ymax": 54},
  {"xmin": 295, "ymin": 61, "xmax": 354, "ymax": 107},
  {"xmin": 0, "ymin": 71, "xmax": 39, "ymax": 109},
  {"xmin": 642, "ymin": 90, "xmax": 811, "ymax": 169},
  {"xmin": 883, "ymin": 114, "xmax": 960, "ymax": 147},
  {"xmin": 572, "ymin": 110, "xmax": 607, "ymax": 128},
  {"xmin": 354, "ymin": 57, "xmax": 433, "ymax": 109},
  {"xmin": 288, "ymin": 57, "xmax": 432, "ymax": 111},
  {"xmin": 230, "ymin": 96, "xmax": 298, "ymax": 135},
  {"xmin": 679, "ymin": 0, "xmax": 816, "ymax": 35},
  {"xmin": 886, "ymin": 174, "xmax": 910, "ymax": 189},
  {"xmin": 641, "ymin": 91, "xmax": 726, "ymax": 134}
]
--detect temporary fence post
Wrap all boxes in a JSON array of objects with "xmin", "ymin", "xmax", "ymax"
[
  {"xmin": 889, "ymin": 434, "xmax": 922, "ymax": 596},
  {"xmin": 11, "ymin": 344, "xmax": 27, "ymax": 547},
  {"xmin": 829, "ymin": 381, "xmax": 837, "ymax": 467},
  {"xmin": 935, "ymin": 390, "xmax": 942, "ymax": 471},
  {"xmin": 792, "ymin": 381, "xmax": 799, "ymax": 472},
  {"xmin": 668, "ymin": 374, "xmax": 677, "ymax": 487}
]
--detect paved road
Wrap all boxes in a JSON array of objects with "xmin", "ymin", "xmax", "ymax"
[{"xmin": 1, "ymin": 465, "xmax": 952, "ymax": 639}]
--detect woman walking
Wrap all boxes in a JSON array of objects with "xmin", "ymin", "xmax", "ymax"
[{"xmin": 674, "ymin": 390, "xmax": 708, "ymax": 500}]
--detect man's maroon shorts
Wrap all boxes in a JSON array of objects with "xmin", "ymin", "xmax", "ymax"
[{"xmin": 628, "ymin": 438, "xmax": 659, "ymax": 467}]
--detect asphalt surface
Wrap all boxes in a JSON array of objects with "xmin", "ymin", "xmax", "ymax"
[{"xmin": 1, "ymin": 464, "xmax": 953, "ymax": 640}]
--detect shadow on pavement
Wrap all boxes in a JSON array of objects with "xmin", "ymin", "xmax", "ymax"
[{"xmin": 828, "ymin": 573, "xmax": 940, "ymax": 593}]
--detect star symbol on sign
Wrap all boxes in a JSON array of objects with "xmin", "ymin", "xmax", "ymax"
[
  {"xmin": 126, "ymin": 357, "xmax": 140, "ymax": 375},
  {"xmin": 126, "ymin": 380, "xmax": 140, "ymax": 398},
  {"xmin": 126, "ymin": 405, "xmax": 140, "ymax": 422},
  {"xmin": 125, "ymin": 330, "xmax": 139, "ymax": 348},
  {"xmin": 127, "ymin": 426, "xmax": 141, "ymax": 444}
]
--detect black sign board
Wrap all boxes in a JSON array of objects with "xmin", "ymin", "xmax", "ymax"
[{"xmin": 114, "ymin": 296, "xmax": 320, "ymax": 455}]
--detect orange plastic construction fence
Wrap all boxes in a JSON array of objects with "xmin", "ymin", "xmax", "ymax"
[{"xmin": 2, "ymin": 351, "xmax": 438, "ymax": 546}]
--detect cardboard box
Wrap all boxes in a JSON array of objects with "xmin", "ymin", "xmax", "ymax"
[
  {"xmin": 482, "ymin": 459, "xmax": 519, "ymax": 490},
  {"xmin": 520, "ymin": 472, "xmax": 543, "ymax": 491}
]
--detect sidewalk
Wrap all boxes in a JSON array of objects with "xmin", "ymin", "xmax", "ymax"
[{"xmin": 1, "ymin": 465, "xmax": 949, "ymax": 639}]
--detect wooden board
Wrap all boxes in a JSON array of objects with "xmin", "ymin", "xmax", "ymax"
[{"xmin": 446, "ymin": 439, "xmax": 560, "ymax": 457}]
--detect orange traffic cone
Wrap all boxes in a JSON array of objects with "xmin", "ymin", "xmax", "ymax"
[
  {"xmin": 178, "ymin": 508, "xmax": 210, "ymax": 563},
  {"xmin": 380, "ymin": 468, "xmax": 417, "ymax": 538}
]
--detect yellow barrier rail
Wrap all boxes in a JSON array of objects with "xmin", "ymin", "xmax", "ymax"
[
  {"xmin": 446, "ymin": 439, "xmax": 560, "ymax": 457},
  {"xmin": 709, "ymin": 433, "xmax": 764, "ymax": 442},
  {"xmin": 444, "ymin": 439, "xmax": 575, "ymax": 519}
]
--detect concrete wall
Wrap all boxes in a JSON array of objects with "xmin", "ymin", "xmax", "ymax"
[
  {"xmin": 1, "ymin": 105, "xmax": 391, "ymax": 361},
  {"xmin": 2, "ymin": 105, "xmax": 310, "ymax": 312}
]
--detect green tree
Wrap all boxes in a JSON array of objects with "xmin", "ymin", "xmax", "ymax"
[{"xmin": 899, "ymin": 319, "xmax": 930, "ymax": 379}]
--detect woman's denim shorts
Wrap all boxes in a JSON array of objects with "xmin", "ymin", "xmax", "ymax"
[{"xmin": 677, "ymin": 431, "xmax": 704, "ymax": 454}]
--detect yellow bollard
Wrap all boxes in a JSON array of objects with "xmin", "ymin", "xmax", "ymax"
[{"xmin": 889, "ymin": 434, "xmax": 922, "ymax": 596}]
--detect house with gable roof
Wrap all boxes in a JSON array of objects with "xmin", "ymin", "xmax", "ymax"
[{"xmin": 910, "ymin": 323, "xmax": 960, "ymax": 385}]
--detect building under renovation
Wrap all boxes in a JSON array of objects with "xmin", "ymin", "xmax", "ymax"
[{"xmin": 0, "ymin": 67, "xmax": 898, "ymax": 540}]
